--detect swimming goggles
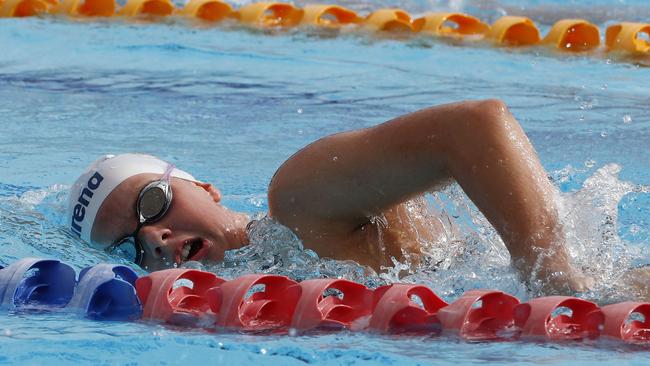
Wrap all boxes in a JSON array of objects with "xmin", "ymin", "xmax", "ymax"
[{"xmin": 105, "ymin": 163, "xmax": 175, "ymax": 266}]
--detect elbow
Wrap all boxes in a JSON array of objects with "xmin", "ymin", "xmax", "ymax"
[
  {"xmin": 458, "ymin": 99, "xmax": 512, "ymax": 133},
  {"xmin": 465, "ymin": 99, "xmax": 510, "ymax": 121}
]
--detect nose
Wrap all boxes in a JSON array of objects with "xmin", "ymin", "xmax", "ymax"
[{"xmin": 138, "ymin": 224, "xmax": 173, "ymax": 259}]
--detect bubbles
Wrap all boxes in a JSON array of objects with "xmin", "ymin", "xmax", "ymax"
[
  {"xmin": 207, "ymin": 215, "xmax": 383, "ymax": 287},
  {"xmin": 557, "ymin": 164, "xmax": 650, "ymax": 303},
  {"xmin": 206, "ymin": 164, "xmax": 649, "ymax": 303},
  {"xmin": 0, "ymin": 185, "xmax": 130, "ymax": 271},
  {"xmin": 622, "ymin": 115, "xmax": 632, "ymax": 124},
  {"xmin": 2, "ymin": 164, "xmax": 648, "ymax": 305}
]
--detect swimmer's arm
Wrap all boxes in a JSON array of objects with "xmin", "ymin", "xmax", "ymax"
[{"xmin": 269, "ymin": 99, "xmax": 583, "ymax": 292}]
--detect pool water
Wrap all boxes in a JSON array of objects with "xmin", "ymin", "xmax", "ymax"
[{"xmin": 1, "ymin": 0, "xmax": 650, "ymax": 364}]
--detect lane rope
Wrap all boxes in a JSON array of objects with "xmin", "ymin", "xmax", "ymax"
[
  {"xmin": 1, "ymin": 1, "xmax": 648, "ymax": 58},
  {"xmin": 1, "ymin": 258, "xmax": 648, "ymax": 343}
]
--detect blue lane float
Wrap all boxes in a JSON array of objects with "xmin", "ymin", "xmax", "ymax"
[
  {"xmin": 67, "ymin": 264, "xmax": 142, "ymax": 320},
  {"xmin": 0, "ymin": 258, "xmax": 75, "ymax": 308},
  {"xmin": 0, "ymin": 258, "xmax": 141, "ymax": 320}
]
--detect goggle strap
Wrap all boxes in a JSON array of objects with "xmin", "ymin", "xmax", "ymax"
[{"xmin": 161, "ymin": 163, "xmax": 175, "ymax": 182}]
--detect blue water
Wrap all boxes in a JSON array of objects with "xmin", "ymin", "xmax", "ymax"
[{"xmin": 1, "ymin": 0, "xmax": 650, "ymax": 363}]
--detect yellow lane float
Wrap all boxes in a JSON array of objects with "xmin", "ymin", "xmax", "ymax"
[
  {"xmin": 53, "ymin": 0, "xmax": 115, "ymax": 16},
  {"xmin": 1, "ymin": 0, "xmax": 56, "ymax": 17},
  {"xmin": 233, "ymin": 2, "xmax": 303, "ymax": 27},
  {"xmin": 606, "ymin": 22, "xmax": 650, "ymax": 54},
  {"xmin": 543, "ymin": 19, "xmax": 600, "ymax": 51},
  {"xmin": 363, "ymin": 8, "xmax": 413, "ymax": 32},
  {"xmin": 487, "ymin": 16, "xmax": 540, "ymax": 46},
  {"xmin": 118, "ymin": 0, "xmax": 174, "ymax": 17},
  {"xmin": 178, "ymin": 0, "xmax": 232, "ymax": 22},
  {"xmin": 412, "ymin": 12, "xmax": 489, "ymax": 37},
  {"xmin": 299, "ymin": 4, "xmax": 360, "ymax": 27},
  {"xmin": 2, "ymin": 0, "xmax": 650, "ymax": 61}
]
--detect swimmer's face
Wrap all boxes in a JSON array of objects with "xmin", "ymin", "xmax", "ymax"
[{"xmin": 91, "ymin": 174, "xmax": 249, "ymax": 271}]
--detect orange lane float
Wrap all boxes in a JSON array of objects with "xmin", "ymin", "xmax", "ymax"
[
  {"xmin": 363, "ymin": 8, "xmax": 414, "ymax": 33},
  {"xmin": 2, "ymin": 2, "xmax": 649, "ymax": 65},
  {"xmin": 117, "ymin": 0, "xmax": 174, "ymax": 17},
  {"xmin": 53, "ymin": 0, "xmax": 115, "ymax": 17},
  {"xmin": 299, "ymin": 4, "xmax": 360, "ymax": 28},
  {"xmin": 177, "ymin": 0, "xmax": 233, "ymax": 22},
  {"xmin": 232, "ymin": 2, "xmax": 303, "ymax": 28},
  {"xmin": 606, "ymin": 22, "xmax": 650, "ymax": 54},
  {"xmin": 0, "ymin": 0, "xmax": 56, "ymax": 17},
  {"xmin": 487, "ymin": 16, "xmax": 541, "ymax": 46},
  {"xmin": 412, "ymin": 12, "xmax": 489, "ymax": 37},
  {"xmin": 543, "ymin": 19, "xmax": 600, "ymax": 51}
]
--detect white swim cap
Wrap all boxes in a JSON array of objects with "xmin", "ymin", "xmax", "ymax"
[{"xmin": 68, "ymin": 153, "xmax": 197, "ymax": 244}]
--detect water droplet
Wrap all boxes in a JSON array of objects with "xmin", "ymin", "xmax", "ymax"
[
  {"xmin": 601, "ymin": 83, "xmax": 608, "ymax": 90},
  {"xmin": 600, "ymin": 131, "xmax": 608, "ymax": 138},
  {"xmin": 260, "ymin": 348, "xmax": 267, "ymax": 355},
  {"xmin": 332, "ymin": 156, "xmax": 338, "ymax": 161},
  {"xmin": 622, "ymin": 115, "xmax": 632, "ymax": 124},
  {"xmin": 584, "ymin": 159, "xmax": 596, "ymax": 168},
  {"xmin": 296, "ymin": 108, "xmax": 303, "ymax": 114},
  {"xmin": 288, "ymin": 328, "xmax": 298, "ymax": 336},
  {"xmin": 3, "ymin": 329, "xmax": 11, "ymax": 336}
]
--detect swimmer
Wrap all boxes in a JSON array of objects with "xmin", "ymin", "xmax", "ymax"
[{"xmin": 67, "ymin": 99, "xmax": 641, "ymax": 296}]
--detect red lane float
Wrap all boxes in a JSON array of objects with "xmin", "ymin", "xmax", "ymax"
[
  {"xmin": 2, "ymin": 260, "xmax": 649, "ymax": 344},
  {"xmin": 437, "ymin": 290, "xmax": 520, "ymax": 340},
  {"xmin": 601, "ymin": 302, "xmax": 650, "ymax": 342},
  {"xmin": 129, "ymin": 269, "xmax": 650, "ymax": 343},
  {"xmin": 369, "ymin": 284, "xmax": 447, "ymax": 333},
  {"xmin": 135, "ymin": 268, "xmax": 224, "ymax": 326},
  {"xmin": 513, "ymin": 296, "xmax": 603, "ymax": 340},
  {"xmin": 207, "ymin": 274, "xmax": 299, "ymax": 330},
  {"xmin": 291, "ymin": 279, "xmax": 373, "ymax": 331}
]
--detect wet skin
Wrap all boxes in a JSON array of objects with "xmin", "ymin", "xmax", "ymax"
[
  {"xmin": 92, "ymin": 176, "xmax": 249, "ymax": 271},
  {"xmin": 90, "ymin": 99, "xmax": 644, "ymax": 296}
]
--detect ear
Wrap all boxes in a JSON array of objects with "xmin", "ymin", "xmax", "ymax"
[{"xmin": 194, "ymin": 182, "xmax": 222, "ymax": 203}]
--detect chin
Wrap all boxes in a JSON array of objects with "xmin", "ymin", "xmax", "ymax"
[{"xmin": 206, "ymin": 244, "xmax": 225, "ymax": 262}]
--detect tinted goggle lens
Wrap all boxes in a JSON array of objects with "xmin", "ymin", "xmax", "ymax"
[{"xmin": 139, "ymin": 186, "xmax": 167, "ymax": 220}]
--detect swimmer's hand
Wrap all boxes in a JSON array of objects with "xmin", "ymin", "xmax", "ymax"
[
  {"xmin": 541, "ymin": 269, "xmax": 594, "ymax": 296},
  {"xmin": 621, "ymin": 267, "xmax": 650, "ymax": 301},
  {"xmin": 531, "ymin": 255, "xmax": 594, "ymax": 296}
]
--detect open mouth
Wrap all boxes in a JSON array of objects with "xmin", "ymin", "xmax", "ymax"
[{"xmin": 181, "ymin": 238, "xmax": 205, "ymax": 262}]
